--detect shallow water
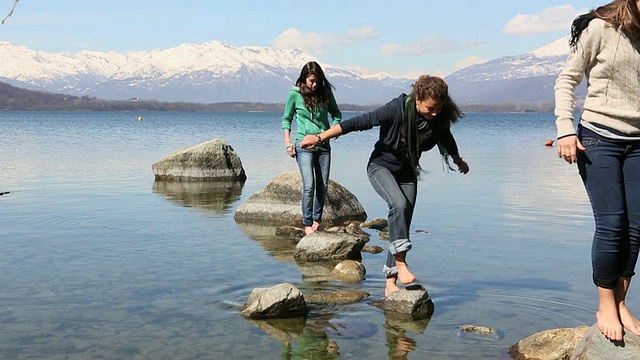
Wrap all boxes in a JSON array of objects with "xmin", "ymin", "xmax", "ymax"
[{"xmin": 0, "ymin": 111, "xmax": 602, "ymax": 359}]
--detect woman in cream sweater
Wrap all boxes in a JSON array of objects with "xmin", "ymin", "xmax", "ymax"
[{"xmin": 555, "ymin": 0, "xmax": 640, "ymax": 342}]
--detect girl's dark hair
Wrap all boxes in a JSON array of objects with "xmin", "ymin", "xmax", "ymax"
[
  {"xmin": 570, "ymin": 0, "xmax": 640, "ymax": 49},
  {"xmin": 411, "ymin": 75, "xmax": 463, "ymax": 124},
  {"xmin": 295, "ymin": 61, "xmax": 335, "ymax": 112}
]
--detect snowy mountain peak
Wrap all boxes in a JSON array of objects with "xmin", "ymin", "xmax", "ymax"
[{"xmin": 529, "ymin": 36, "xmax": 569, "ymax": 57}]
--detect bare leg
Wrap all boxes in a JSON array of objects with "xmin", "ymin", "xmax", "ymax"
[
  {"xmin": 395, "ymin": 251, "xmax": 416, "ymax": 285},
  {"xmin": 385, "ymin": 275, "xmax": 400, "ymax": 297},
  {"xmin": 617, "ymin": 277, "xmax": 640, "ymax": 336},
  {"xmin": 596, "ymin": 286, "xmax": 624, "ymax": 341}
]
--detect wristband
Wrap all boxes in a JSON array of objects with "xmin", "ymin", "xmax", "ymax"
[{"xmin": 315, "ymin": 134, "xmax": 323, "ymax": 144}]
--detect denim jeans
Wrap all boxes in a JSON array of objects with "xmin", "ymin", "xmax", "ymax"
[
  {"xmin": 577, "ymin": 125, "xmax": 640, "ymax": 289},
  {"xmin": 367, "ymin": 162, "xmax": 417, "ymax": 277},
  {"xmin": 295, "ymin": 142, "xmax": 331, "ymax": 226}
]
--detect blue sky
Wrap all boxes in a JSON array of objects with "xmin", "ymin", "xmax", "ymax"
[{"xmin": 1, "ymin": 0, "xmax": 604, "ymax": 76}]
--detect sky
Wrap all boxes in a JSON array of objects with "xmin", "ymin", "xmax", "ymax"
[{"xmin": 1, "ymin": 0, "xmax": 606, "ymax": 77}]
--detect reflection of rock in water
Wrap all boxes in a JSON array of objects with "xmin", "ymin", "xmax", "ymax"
[
  {"xmin": 246, "ymin": 317, "xmax": 307, "ymax": 342},
  {"xmin": 152, "ymin": 180, "xmax": 244, "ymax": 215},
  {"xmin": 236, "ymin": 223, "xmax": 297, "ymax": 263},
  {"xmin": 383, "ymin": 312, "xmax": 430, "ymax": 360}
]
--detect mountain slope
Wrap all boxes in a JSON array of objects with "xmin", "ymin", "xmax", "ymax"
[
  {"xmin": 0, "ymin": 38, "xmax": 587, "ymax": 106},
  {"xmin": 0, "ymin": 41, "xmax": 410, "ymax": 105},
  {"xmin": 444, "ymin": 37, "xmax": 586, "ymax": 105}
]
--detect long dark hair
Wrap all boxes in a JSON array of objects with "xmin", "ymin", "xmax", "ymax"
[
  {"xmin": 570, "ymin": 0, "xmax": 640, "ymax": 49},
  {"xmin": 295, "ymin": 61, "xmax": 335, "ymax": 112},
  {"xmin": 411, "ymin": 75, "xmax": 463, "ymax": 124}
]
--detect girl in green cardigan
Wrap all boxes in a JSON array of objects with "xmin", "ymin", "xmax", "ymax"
[{"xmin": 282, "ymin": 61, "xmax": 342, "ymax": 235}]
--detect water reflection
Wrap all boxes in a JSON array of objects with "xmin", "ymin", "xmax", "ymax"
[
  {"xmin": 152, "ymin": 180, "xmax": 244, "ymax": 214},
  {"xmin": 246, "ymin": 314, "xmax": 340, "ymax": 360},
  {"xmin": 383, "ymin": 312, "xmax": 430, "ymax": 360},
  {"xmin": 236, "ymin": 223, "xmax": 297, "ymax": 263}
]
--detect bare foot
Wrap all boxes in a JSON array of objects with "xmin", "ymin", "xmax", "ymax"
[
  {"xmin": 304, "ymin": 226, "xmax": 315, "ymax": 235},
  {"xmin": 596, "ymin": 307, "xmax": 624, "ymax": 341},
  {"xmin": 619, "ymin": 303, "xmax": 640, "ymax": 337},
  {"xmin": 312, "ymin": 221, "xmax": 323, "ymax": 232},
  {"xmin": 395, "ymin": 262, "xmax": 416, "ymax": 284},
  {"xmin": 385, "ymin": 277, "xmax": 400, "ymax": 298}
]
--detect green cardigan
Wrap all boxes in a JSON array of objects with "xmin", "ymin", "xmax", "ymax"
[{"xmin": 281, "ymin": 87, "xmax": 342, "ymax": 141}]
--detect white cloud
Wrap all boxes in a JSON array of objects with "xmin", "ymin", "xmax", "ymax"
[
  {"xmin": 454, "ymin": 56, "xmax": 487, "ymax": 70},
  {"xmin": 272, "ymin": 26, "xmax": 379, "ymax": 54},
  {"xmin": 381, "ymin": 36, "xmax": 462, "ymax": 56},
  {"xmin": 504, "ymin": 5, "xmax": 589, "ymax": 35}
]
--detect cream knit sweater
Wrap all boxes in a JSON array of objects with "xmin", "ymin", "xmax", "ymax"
[{"xmin": 554, "ymin": 18, "xmax": 640, "ymax": 138}]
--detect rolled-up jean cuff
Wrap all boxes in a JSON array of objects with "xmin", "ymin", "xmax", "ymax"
[
  {"xmin": 389, "ymin": 239, "xmax": 412, "ymax": 255},
  {"xmin": 383, "ymin": 265, "xmax": 397, "ymax": 277}
]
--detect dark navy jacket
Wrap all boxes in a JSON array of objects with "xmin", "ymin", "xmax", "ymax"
[{"xmin": 339, "ymin": 93, "xmax": 459, "ymax": 173}]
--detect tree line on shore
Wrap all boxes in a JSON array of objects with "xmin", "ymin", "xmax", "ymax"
[{"xmin": 0, "ymin": 81, "xmax": 555, "ymax": 113}]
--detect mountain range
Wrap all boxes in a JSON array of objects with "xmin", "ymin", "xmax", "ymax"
[{"xmin": 0, "ymin": 38, "xmax": 585, "ymax": 106}]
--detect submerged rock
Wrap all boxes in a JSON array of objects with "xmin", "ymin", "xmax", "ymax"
[
  {"xmin": 330, "ymin": 260, "xmax": 366, "ymax": 282},
  {"xmin": 152, "ymin": 138, "xmax": 246, "ymax": 181},
  {"xmin": 234, "ymin": 171, "xmax": 367, "ymax": 227},
  {"xmin": 303, "ymin": 290, "xmax": 370, "ymax": 305}
]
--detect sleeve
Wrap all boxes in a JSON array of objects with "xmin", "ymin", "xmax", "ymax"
[
  {"xmin": 435, "ymin": 127, "xmax": 459, "ymax": 157},
  {"xmin": 282, "ymin": 91, "xmax": 296, "ymax": 131},
  {"xmin": 339, "ymin": 98, "xmax": 398, "ymax": 134},
  {"xmin": 328, "ymin": 92, "xmax": 342, "ymax": 125},
  {"xmin": 553, "ymin": 20, "xmax": 602, "ymax": 138}
]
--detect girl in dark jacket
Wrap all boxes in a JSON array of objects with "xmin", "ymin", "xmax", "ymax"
[{"xmin": 301, "ymin": 75, "xmax": 469, "ymax": 297}]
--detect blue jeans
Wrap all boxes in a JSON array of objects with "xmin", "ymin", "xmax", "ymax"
[
  {"xmin": 295, "ymin": 142, "xmax": 331, "ymax": 227},
  {"xmin": 577, "ymin": 125, "xmax": 640, "ymax": 289},
  {"xmin": 367, "ymin": 162, "xmax": 417, "ymax": 277}
]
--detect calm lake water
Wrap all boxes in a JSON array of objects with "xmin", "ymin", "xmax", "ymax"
[{"xmin": 0, "ymin": 111, "xmax": 601, "ymax": 359}]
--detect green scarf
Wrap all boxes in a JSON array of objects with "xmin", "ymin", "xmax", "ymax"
[
  {"xmin": 403, "ymin": 95, "xmax": 455, "ymax": 173},
  {"xmin": 403, "ymin": 95, "xmax": 427, "ymax": 172}
]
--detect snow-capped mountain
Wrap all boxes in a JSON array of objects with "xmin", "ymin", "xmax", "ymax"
[
  {"xmin": 444, "ymin": 36, "xmax": 586, "ymax": 105},
  {"xmin": 0, "ymin": 37, "xmax": 583, "ymax": 106},
  {"xmin": 0, "ymin": 41, "xmax": 410, "ymax": 105}
]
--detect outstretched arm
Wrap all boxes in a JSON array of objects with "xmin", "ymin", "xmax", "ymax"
[{"xmin": 301, "ymin": 124, "xmax": 344, "ymax": 148}]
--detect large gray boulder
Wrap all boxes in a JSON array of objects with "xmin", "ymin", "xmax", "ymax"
[
  {"xmin": 234, "ymin": 171, "xmax": 367, "ymax": 227},
  {"xmin": 240, "ymin": 283, "xmax": 308, "ymax": 319},
  {"xmin": 382, "ymin": 286, "xmax": 435, "ymax": 320},
  {"xmin": 509, "ymin": 326, "xmax": 589, "ymax": 360},
  {"xmin": 294, "ymin": 231, "xmax": 369, "ymax": 262},
  {"xmin": 572, "ymin": 324, "xmax": 640, "ymax": 359},
  {"xmin": 152, "ymin": 139, "xmax": 247, "ymax": 181}
]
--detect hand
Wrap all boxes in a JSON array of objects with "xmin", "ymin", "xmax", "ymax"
[
  {"xmin": 285, "ymin": 144, "xmax": 296, "ymax": 158},
  {"xmin": 557, "ymin": 135, "xmax": 585, "ymax": 164},
  {"xmin": 300, "ymin": 134, "xmax": 319, "ymax": 149},
  {"xmin": 455, "ymin": 158, "xmax": 469, "ymax": 174}
]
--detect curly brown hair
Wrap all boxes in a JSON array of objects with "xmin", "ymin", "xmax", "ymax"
[{"xmin": 411, "ymin": 75, "xmax": 463, "ymax": 124}]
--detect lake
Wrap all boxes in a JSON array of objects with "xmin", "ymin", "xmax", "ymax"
[{"xmin": 0, "ymin": 110, "xmax": 599, "ymax": 359}]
